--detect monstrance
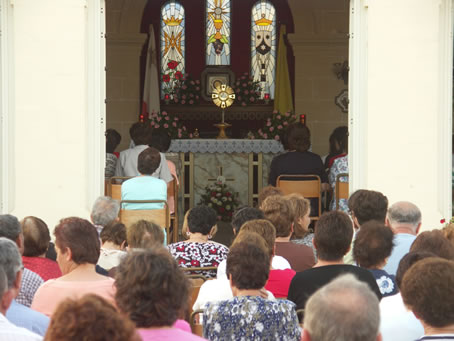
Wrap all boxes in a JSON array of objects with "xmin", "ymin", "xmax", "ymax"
[{"xmin": 212, "ymin": 84, "xmax": 235, "ymax": 139}]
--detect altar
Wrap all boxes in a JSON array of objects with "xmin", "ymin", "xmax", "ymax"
[{"xmin": 169, "ymin": 139, "xmax": 284, "ymax": 215}]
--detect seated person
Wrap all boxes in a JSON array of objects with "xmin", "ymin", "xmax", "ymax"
[
  {"xmin": 97, "ymin": 221, "xmax": 127, "ymax": 271},
  {"xmin": 203, "ymin": 232, "xmax": 300, "ymax": 340},
  {"xmin": 410, "ymin": 229, "xmax": 454, "ymax": 259},
  {"xmin": 323, "ymin": 126, "xmax": 348, "ymax": 169},
  {"xmin": 121, "ymin": 147, "xmax": 167, "ymax": 210},
  {"xmin": 21, "ymin": 216, "xmax": 62, "ymax": 281},
  {"xmin": 127, "ymin": 220, "xmax": 165, "ymax": 249},
  {"xmin": 115, "ymin": 248, "xmax": 205, "ymax": 340},
  {"xmin": 115, "ymin": 122, "xmax": 172, "ymax": 183},
  {"xmin": 105, "ymin": 128, "xmax": 121, "ymax": 179},
  {"xmin": 261, "ymin": 195, "xmax": 315, "ymax": 271},
  {"xmin": 353, "ymin": 221, "xmax": 398, "ymax": 297},
  {"xmin": 287, "ymin": 211, "xmax": 381, "ymax": 311},
  {"xmin": 44, "ymin": 294, "xmax": 139, "ymax": 341},
  {"xmin": 168, "ymin": 205, "xmax": 228, "ymax": 279},
  {"xmin": 257, "ymin": 185, "xmax": 283, "ymax": 208}
]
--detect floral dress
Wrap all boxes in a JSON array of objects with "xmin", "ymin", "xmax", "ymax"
[
  {"xmin": 203, "ymin": 296, "xmax": 301, "ymax": 341},
  {"xmin": 329, "ymin": 155, "xmax": 349, "ymax": 212},
  {"xmin": 167, "ymin": 241, "xmax": 229, "ymax": 279}
]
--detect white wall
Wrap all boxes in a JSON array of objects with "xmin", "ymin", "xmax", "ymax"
[
  {"xmin": 3, "ymin": 0, "xmax": 105, "ymax": 229},
  {"xmin": 349, "ymin": 0, "xmax": 452, "ymax": 230}
]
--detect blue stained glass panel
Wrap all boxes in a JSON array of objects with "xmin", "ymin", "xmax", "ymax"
[{"xmin": 206, "ymin": 0, "xmax": 231, "ymax": 65}]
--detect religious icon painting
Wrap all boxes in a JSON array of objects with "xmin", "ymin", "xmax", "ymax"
[
  {"xmin": 251, "ymin": 0, "xmax": 277, "ymax": 99},
  {"xmin": 161, "ymin": 1, "xmax": 185, "ymax": 96},
  {"xmin": 206, "ymin": 0, "xmax": 231, "ymax": 65}
]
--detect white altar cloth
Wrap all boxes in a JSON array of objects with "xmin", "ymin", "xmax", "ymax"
[{"xmin": 169, "ymin": 139, "xmax": 284, "ymax": 154}]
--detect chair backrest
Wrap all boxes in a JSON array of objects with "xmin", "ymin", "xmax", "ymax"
[
  {"xmin": 276, "ymin": 174, "xmax": 322, "ymax": 219},
  {"xmin": 335, "ymin": 173, "xmax": 349, "ymax": 210},
  {"xmin": 107, "ymin": 176, "xmax": 131, "ymax": 201},
  {"xmin": 190, "ymin": 309, "xmax": 204, "ymax": 337},
  {"xmin": 167, "ymin": 174, "xmax": 180, "ymax": 243},
  {"xmin": 188, "ymin": 277, "xmax": 205, "ymax": 315},
  {"xmin": 119, "ymin": 200, "xmax": 170, "ymax": 243}
]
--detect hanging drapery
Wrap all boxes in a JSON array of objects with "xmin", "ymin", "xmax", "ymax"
[
  {"xmin": 142, "ymin": 24, "xmax": 161, "ymax": 117},
  {"xmin": 274, "ymin": 24, "xmax": 293, "ymax": 113}
]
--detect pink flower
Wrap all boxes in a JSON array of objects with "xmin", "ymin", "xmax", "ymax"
[
  {"xmin": 189, "ymin": 100, "xmax": 194, "ymax": 104},
  {"xmin": 174, "ymin": 98, "xmax": 179, "ymax": 103},
  {"xmin": 178, "ymin": 128, "xmax": 182, "ymax": 133},
  {"xmin": 285, "ymin": 112, "xmax": 290, "ymax": 117},
  {"xmin": 244, "ymin": 90, "xmax": 249, "ymax": 95},
  {"xmin": 189, "ymin": 133, "xmax": 193, "ymax": 138},
  {"xmin": 269, "ymin": 127, "xmax": 274, "ymax": 132},
  {"xmin": 182, "ymin": 95, "xmax": 187, "ymax": 99},
  {"xmin": 277, "ymin": 115, "xmax": 282, "ymax": 119},
  {"xmin": 274, "ymin": 135, "xmax": 280, "ymax": 141},
  {"xmin": 157, "ymin": 117, "xmax": 162, "ymax": 122},
  {"xmin": 182, "ymin": 85, "xmax": 187, "ymax": 90},
  {"xmin": 189, "ymin": 93, "xmax": 194, "ymax": 98},
  {"xmin": 263, "ymin": 133, "xmax": 268, "ymax": 138},
  {"xmin": 181, "ymin": 100, "xmax": 186, "ymax": 104},
  {"xmin": 250, "ymin": 97, "xmax": 255, "ymax": 102},
  {"xmin": 150, "ymin": 121, "xmax": 155, "ymax": 126},
  {"xmin": 190, "ymin": 81, "xmax": 195, "ymax": 85},
  {"xmin": 164, "ymin": 123, "xmax": 169, "ymax": 128},
  {"xmin": 165, "ymin": 116, "xmax": 169, "ymax": 120},
  {"xmin": 196, "ymin": 87, "xmax": 200, "ymax": 91},
  {"xmin": 196, "ymin": 95, "xmax": 200, "ymax": 99},
  {"xmin": 277, "ymin": 125, "xmax": 283, "ymax": 129},
  {"xmin": 273, "ymin": 110, "xmax": 278, "ymax": 114},
  {"xmin": 162, "ymin": 111, "xmax": 167, "ymax": 116},
  {"xmin": 242, "ymin": 102, "xmax": 246, "ymax": 106},
  {"xmin": 175, "ymin": 117, "xmax": 179, "ymax": 121},
  {"xmin": 258, "ymin": 129, "xmax": 262, "ymax": 133},
  {"xmin": 242, "ymin": 83, "xmax": 247, "ymax": 87},
  {"xmin": 183, "ymin": 126, "xmax": 186, "ymax": 131},
  {"xmin": 266, "ymin": 121, "xmax": 271, "ymax": 127},
  {"xmin": 178, "ymin": 133, "xmax": 182, "ymax": 138},
  {"xmin": 236, "ymin": 81, "xmax": 240, "ymax": 86},
  {"xmin": 283, "ymin": 121, "xmax": 288, "ymax": 126},
  {"xmin": 195, "ymin": 80, "xmax": 200, "ymax": 84},
  {"xmin": 235, "ymin": 89, "xmax": 240, "ymax": 93},
  {"xmin": 155, "ymin": 124, "xmax": 160, "ymax": 128},
  {"xmin": 238, "ymin": 96, "xmax": 242, "ymax": 100},
  {"xmin": 172, "ymin": 122, "xmax": 177, "ymax": 127}
]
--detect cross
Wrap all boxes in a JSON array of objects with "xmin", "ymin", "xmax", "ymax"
[{"xmin": 208, "ymin": 166, "xmax": 235, "ymax": 183}]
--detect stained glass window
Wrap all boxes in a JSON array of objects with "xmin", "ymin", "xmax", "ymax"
[
  {"xmin": 251, "ymin": 0, "xmax": 276, "ymax": 98},
  {"xmin": 206, "ymin": 0, "xmax": 231, "ymax": 65},
  {"xmin": 161, "ymin": 1, "xmax": 185, "ymax": 98}
]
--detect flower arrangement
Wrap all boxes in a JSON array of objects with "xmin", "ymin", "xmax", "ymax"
[
  {"xmin": 173, "ymin": 74, "xmax": 202, "ymax": 105},
  {"xmin": 162, "ymin": 60, "xmax": 184, "ymax": 98},
  {"xmin": 199, "ymin": 176, "xmax": 239, "ymax": 222},
  {"xmin": 147, "ymin": 110, "xmax": 192, "ymax": 139},
  {"xmin": 232, "ymin": 72, "xmax": 263, "ymax": 106},
  {"xmin": 255, "ymin": 110, "xmax": 298, "ymax": 141}
]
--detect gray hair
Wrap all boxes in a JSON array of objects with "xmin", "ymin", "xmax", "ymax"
[
  {"xmin": 0, "ymin": 237, "xmax": 23, "ymax": 289},
  {"xmin": 0, "ymin": 214, "xmax": 21, "ymax": 241},
  {"xmin": 91, "ymin": 196, "xmax": 120, "ymax": 227},
  {"xmin": 0, "ymin": 267, "xmax": 7, "ymax": 298},
  {"xmin": 387, "ymin": 201, "xmax": 421, "ymax": 230},
  {"xmin": 304, "ymin": 274, "xmax": 380, "ymax": 341}
]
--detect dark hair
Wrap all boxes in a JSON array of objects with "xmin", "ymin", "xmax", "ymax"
[
  {"xmin": 54, "ymin": 217, "xmax": 100, "ymax": 265},
  {"xmin": 129, "ymin": 122, "xmax": 152, "ymax": 146},
  {"xmin": 0, "ymin": 214, "xmax": 21, "ymax": 242},
  {"xmin": 231, "ymin": 206, "xmax": 265, "ymax": 234},
  {"xmin": 348, "ymin": 190, "xmax": 388, "ymax": 225},
  {"xmin": 137, "ymin": 147, "xmax": 161, "ymax": 175},
  {"xmin": 105, "ymin": 129, "xmax": 121, "ymax": 154},
  {"xmin": 261, "ymin": 195, "xmax": 293, "ymax": 238},
  {"xmin": 45, "ymin": 294, "xmax": 137, "ymax": 341},
  {"xmin": 410, "ymin": 230, "xmax": 454, "ymax": 260},
  {"xmin": 100, "ymin": 221, "xmax": 127, "ymax": 246},
  {"xmin": 395, "ymin": 251, "xmax": 436, "ymax": 289},
  {"xmin": 115, "ymin": 248, "xmax": 190, "ymax": 328},
  {"xmin": 328, "ymin": 126, "xmax": 348, "ymax": 155},
  {"xmin": 150, "ymin": 130, "xmax": 171, "ymax": 153},
  {"xmin": 314, "ymin": 211, "xmax": 353, "ymax": 261},
  {"xmin": 21, "ymin": 216, "xmax": 51, "ymax": 257},
  {"xmin": 239, "ymin": 219, "xmax": 276, "ymax": 256},
  {"xmin": 258, "ymin": 186, "xmax": 283, "ymax": 208},
  {"xmin": 187, "ymin": 205, "xmax": 217, "ymax": 235},
  {"xmin": 401, "ymin": 258, "xmax": 454, "ymax": 328},
  {"xmin": 226, "ymin": 233, "xmax": 270, "ymax": 290},
  {"xmin": 127, "ymin": 220, "xmax": 164, "ymax": 249},
  {"xmin": 353, "ymin": 221, "xmax": 394, "ymax": 268},
  {"xmin": 287, "ymin": 122, "xmax": 311, "ymax": 152}
]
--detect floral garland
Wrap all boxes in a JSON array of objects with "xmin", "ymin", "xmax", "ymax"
[
  {"xmin": 147, "ymin": 110, "xmax": 192, "ymax": 139},
  {"xmin": 231, "ymin": 72, "xmax": 263, "ymax": 106},
  {"xmin": 255, "ymin": 110, "xmax": 298, "ymax": 141},
  {"xmin": 199, "ymin": 176, "xmax": 239, "ymax": 222}
]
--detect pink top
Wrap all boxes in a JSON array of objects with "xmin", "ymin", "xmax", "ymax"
[
  {"xmin": 138, "ymin": 327, "xmax": 206, "ymax": 341},
  {"xmin": 265, "ymin": 269, "xmax": 296, "ymax": 298},
  {"xmin": 22, "ymin": 256, "xmax": 62, "ymax": 281},
  {"xmin": 173, "ymin": 319, "xmax": 191, "ymax": 333},
  {"xmin": 31, "ymin": 277, "xmax": 115, "ymax": 316}
]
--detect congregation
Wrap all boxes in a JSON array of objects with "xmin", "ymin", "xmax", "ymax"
[{"xmin": 1, "ymin": 121, "xmax": 454, "ymax": 340}]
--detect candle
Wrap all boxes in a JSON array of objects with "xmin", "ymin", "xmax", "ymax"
[
  {"xmin": 300, "ymin": 114, "xmax": 306, "ymax": 125},
  {"xmin": 264, "ymin": 93, "xmax": 270, "ymax": 100}
]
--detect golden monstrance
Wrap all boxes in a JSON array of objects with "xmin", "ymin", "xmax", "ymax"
[{"xmin": 212, "ymin": 84, "xmax": 235, "ymax": 139}]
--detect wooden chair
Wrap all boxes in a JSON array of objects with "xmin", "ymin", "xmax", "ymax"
[
  {"xmin": 167, "ymin": 174, "xmax": 180, "ymax": 243},
  {"xmin": 119, "ymin": 200, "xmax": 170, "ymax": 244},
  {"xmin": 190, "ymin": 309, "xmax": 204, "ymax": 337},
  {"xmin": 107, "ymin": 176, "xmax": 131, "ymax": 201},
  {"xmin": 276, "ymin": 174, "xmax": 322, "ymax": 220},
  {"xmin": 188, "ymin": 277, "xmax": 206, "ymax": 316},
  {"xmin": 181, "ymin": 266, "xmax": 218, "ymax": 279},
  {"xmin": 335, "ymin": 173, "xmax": 349, "ymax": 210}
]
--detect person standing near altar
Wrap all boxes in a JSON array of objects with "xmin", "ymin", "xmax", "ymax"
[{"xmin": 115, "ymin": 122, "xmax": 173, "ymax": 183}]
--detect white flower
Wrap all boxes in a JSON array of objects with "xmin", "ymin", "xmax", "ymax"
[
  {"xmin": 226, "ymin": 205, "xmax": 231, "ymax": 210},
  {"xmin": 216, "ymin": 175, "xmax": 226, "ymax": 184},
  {"xmin": 211, "ymin": 197, "xmax": 216, "ymax": 203},
  {"xmin": 208, "ymin": 203, "xmax": 213, "ymax": 207},
  {"xmin": 222, "ymin": 197, "xmax": 227, "ymax": 202},
  {"xmin": 377, "ymin": 275, "xmax": 395, "ymax": 294},
  {"xmin": 216, "ymin": 193, "xmax": 221, "ymax": 197}
]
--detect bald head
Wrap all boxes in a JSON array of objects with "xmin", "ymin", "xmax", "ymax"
[{"xmin": 386, "ymin": 201, "xmax": 421, "ymax": 234}]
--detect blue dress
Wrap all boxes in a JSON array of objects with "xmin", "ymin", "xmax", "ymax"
[{"xmin": 203, "ymin": 295, "xmax": 301, "ymax": 341}]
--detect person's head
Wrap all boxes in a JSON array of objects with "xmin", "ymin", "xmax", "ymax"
[
  {"xmin": 328, "ymin": 126, "xmax": 348, "ymax": 155},
  {"xmin": 386, "ymin": 201, "xmax": 421, "ymax": 235},
  {"xmin": 401, "ymin": 258, "xmax": 454, "ymax": 329},
  {"xmin": 227, "ymin": 232, "xmax": 270, "ymax": 291},
  {"xmin": 100, "ymin": 221, "xmax": 127, "ymax": 249},
  {"xmin": 353, "ymin": 221, "xmax": 394, "ymax": 269},
  {"xmin": 0, "ymin": 267, "xmax": 7, "ymax": 313},
  {"xmin": 45, "ymin": 294, "xmax": 138, "ymax": 341},
  {"xmin": 0, "ymin": 214, "xmax": 23, "ymax": 254},
  {"xmin": 442, "ymin": 223, "xmax": 454, "ymax": 246},
  {"xmin": 261, "ymin": 195, "xmax": 293, "ymax": 238},
  {"xmin": 105, "ymin": 128, "xmax": 122, "ymax": 154},
  {"xmin": 137, "ymin": 147, "xmax": 161, "ymax": 175},
  {"xmin": 0, "ymin": 238, "xmax": 23, "ymax": 313},
  {"xmin": 410, "ymin": 230, "xmax": 454, "ymax": 260},
  {"xmin": 187, "ymin": 205, "xmax": 217, "ymax": 236},
  {"xmin": 239, "ymin": 219, "xmax": 276, "ymax": 257},
  {"xmin": 115, "ymin": 248, "xmax": 190, "ymax": 328},
  {"xmin": 231, "ymin": 206, "xmax": 265, "ymax": 235},
  {"xmin": 303, "ymin": 274, "xmax": 381, "ymax": 341},
  {"xmin": 395, "ymin": 251, "xmax": 436, "ymax": 289},
  {"xmin": 129, "ymin": 122, "xmax": 152, "ymax": 146},
  {"xmin": 285, "ymin": 193, "xmax": 311, "ymax": 238},
  {"xmin": 127, "ymin": 220, "xmax": 164, "ymax": 249},
  {"xmin": 21, "ymin": 216, "xmax": 51, "ymax": 257},
  {"xmin": 91, "ymin": 196, "xmax": 120, "ymax": 227},
  {"xmin": 314, "ymin": 211, "xmax": 353, "ymax": 261},
  {"xmin": 287, "ymin": 122, "xmax": 311, "ymax": 152},
  {"xmin": 54, "ymin": 217, "xmax": 100, "ymax": 273},
  {"xmin": 257, "ymin": 186, "xmax": 283, "ymax": 208},
  {"xmin": 150, "ymin": 130, "xmax": 171, "ymax": 153},
  {"xmin": 348, "ymin": 190, "xmax": 388, "ymax": 227}
]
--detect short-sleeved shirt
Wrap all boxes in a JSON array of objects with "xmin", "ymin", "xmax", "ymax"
[
  {"xmin": 383, "ymin": 233, "xmax": 417, "ymax": 276},
  {"xmin": 17, "ymin": 269, "xmax": 44, "ymax": 307},
  {"xmin": 275, "ymin": 241, "xmax": 315, "ymax": 272},
  {"xmin": 139, "ymin": 327, "xmax": 206, "ymax": 341},
  {"xmin": 22, "ymin": 257, "xmax": 62, "ymax": 282},
  {"xmin": 121, "ymin": 175, "xmax": 167, "ymax": 210},
  {"xmin": 265, "ymin": 268, "xmax": 296, "ymax": 298}
]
